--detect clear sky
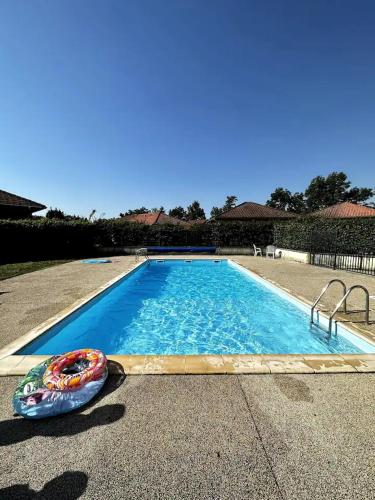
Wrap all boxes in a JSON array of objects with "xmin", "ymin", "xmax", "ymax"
[{"xmin": 1, "ymin": 0, "xmax": 374, "ymax": 217}]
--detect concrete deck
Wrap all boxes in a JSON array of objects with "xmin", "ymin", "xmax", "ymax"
[
  {"xmin": 0, "ymin": 257, "xmax": 374, "ymax": 498},
  {"xmin": 0, "ymin": 373, "xmax": 374, "ymax": 499}
]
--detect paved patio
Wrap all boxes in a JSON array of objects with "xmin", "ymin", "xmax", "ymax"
[
  {"xmin": 0, "ymin": 373, "xmax": 374, "ymax": 499},
  {"xmin": 0, "ymin": 256, "xmax": 374, "ymax": 498}
]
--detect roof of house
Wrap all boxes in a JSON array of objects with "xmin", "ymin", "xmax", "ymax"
[
  {"xmin": 215, "ymin": 201, "xmax": 297, "ymax": 220},
  {"xmin": 121, "ymin": 211, "xmax": 191, "ymax": 225},
  {"xmin": 0, "ymin": 189, "xmax": 46, "ymax": 212},
  {"xmin": 310, "ymin": 201, "xmax": 375, "ymax": 218}
]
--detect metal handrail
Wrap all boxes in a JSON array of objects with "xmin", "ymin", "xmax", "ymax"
[
  {"xmin": 135, "ymin": 248, "xmax": 148, "ymax": 262},
  {"xmin": 310, "ymin": 279, "xmax": 347, "ymax": 325},
  {"xmin": 328, "ymin": 285, "xmax": 370, "ymax": 335}
]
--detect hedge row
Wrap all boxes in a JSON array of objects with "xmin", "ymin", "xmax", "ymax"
[
  {"xmin": 3, "ymin": 217, "xmax": 372, "ymax": 263},
  {"xmin": 97, "ymin": 219, "xmax": 274, "ymax": 247},
  {"xmin": 0, "ymin": 219, "xmax": 274, "ymax": 263},
  {"xmin": 0, "ymin": 219, "xmax": 100, "ymax": 263},
  {"xmin": 274, "ymin": 218, "xmax": 375, "ymax": 254}
]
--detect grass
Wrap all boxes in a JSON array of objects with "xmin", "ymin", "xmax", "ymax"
[{"xmin": 0, "ymin": 260, "xmax": 72, "ymax": 280}]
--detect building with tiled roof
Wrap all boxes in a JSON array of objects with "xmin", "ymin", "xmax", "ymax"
[
  {"xmin": 310, "ymin": 202, "xmax": 375, "ymax": 218},
  {"xmin": 213, "ymin": 201, "xmax": 297, "ymax": 221},
  {"xmin": 121, "ymin": 211, "xmax": 192, "ymax": 226},
  {"xmin": 0, "ymin": 189, "xmax": 46, "ymax": 219}
]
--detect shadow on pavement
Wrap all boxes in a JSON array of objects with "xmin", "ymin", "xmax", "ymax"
[
  {"xmin": 0, "ymin": 360, "xmax": 126, "ymax": 446},
  {"xmin": 0, "ymin": 403, "xmax": 125, "ymax": 446},
  {"xmin": 0, "ymin": 471, "xmax": 88, "ymax": 499}
]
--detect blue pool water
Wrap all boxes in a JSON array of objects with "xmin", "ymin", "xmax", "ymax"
[{"xmin": 19, "ymin": 260, "xmax": 374, "ymax": 355}]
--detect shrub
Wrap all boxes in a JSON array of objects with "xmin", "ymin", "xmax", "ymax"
[
  {"xmin": 274, "ymin": 218, "xmax": 375, "ymax": 254},
  {"xmin": 0, "ymin": 218, "xmax": 276, "ymax": 263},
  {"xmin": 0, "ymin": 219, "xmax": 101, "ymax": 263}
]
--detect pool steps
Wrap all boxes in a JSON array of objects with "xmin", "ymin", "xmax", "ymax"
[{"xmin": 311, "ymin": 280, "xmax": 370, "ymax": 335}]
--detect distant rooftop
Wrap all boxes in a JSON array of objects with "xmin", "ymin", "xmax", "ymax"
[
  {"xmin": 215, "ymin": 201, "xmax": 297, "ymax": 221},
  {"xmin": 310, "ymin": 202, "xmax": 375, "ymax": 218},
  {"xmin": 121, "ymin": 211, "xmax": 192, "ymax": 226},
  {"xmin": 0, "ymin": 189, "xmax": 46, "ymax": 213}
]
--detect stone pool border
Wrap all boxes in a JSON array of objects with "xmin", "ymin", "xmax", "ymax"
[{"xmin": 0, "ymin": 257, "xmax": 374, "ymax": 376}]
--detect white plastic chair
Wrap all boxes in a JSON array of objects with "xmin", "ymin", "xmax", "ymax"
[
  {"xmin": 253, "ymin": 244, "xmax": 262, "ymax": 257},
  {"xmin": 266, "ymin": 245, "xmax": 277, "ymax": 258}
]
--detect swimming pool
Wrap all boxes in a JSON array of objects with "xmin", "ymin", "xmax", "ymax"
[{"xmin": 18, "ymin": 259, "xmax": 375, "ymax": 355}]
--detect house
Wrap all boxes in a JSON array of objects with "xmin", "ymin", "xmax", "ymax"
[
  {"xmin": 309, "ymin": 201, "xmax": 375, "ymax": 218},
  {"xmin": 213, "ymin": 201, "xmax": 297, "ymax": 222},
  {"xmin": 121, "ymin": 210, "xmax": 191, "ymax": 226},
  {"xmin": 0, "ymin": 189, "xmax": 46, "ymax": 219}
]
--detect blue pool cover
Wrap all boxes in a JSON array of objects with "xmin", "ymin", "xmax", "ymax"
[
  {"xmin": 147, "ymin": 246, "xmax": 216, "ymax": 253},
  {"xmin": 82, "ymin": 259, "xmax": 112, "ymax": 264}
]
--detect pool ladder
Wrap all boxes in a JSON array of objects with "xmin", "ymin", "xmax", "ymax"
[{"xmin": 310, "ymin": 279, "xmax": 370, "ymax": 335}]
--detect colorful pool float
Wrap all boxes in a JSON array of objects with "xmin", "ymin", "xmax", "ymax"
[{"xmin": 13, "ymin": 349, "xmax": 108, "ymax": 419}]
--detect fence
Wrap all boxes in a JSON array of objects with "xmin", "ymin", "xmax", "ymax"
[
  {"xmin": 307, "ymin": 228, "xmax": 375, "ymax": 275},
  {"xmin": 309, "ymin": 252, "xmax": 375, "ymax": 276}
]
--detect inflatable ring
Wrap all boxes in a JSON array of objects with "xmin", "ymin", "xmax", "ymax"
[
  {"xmin": 43, "ymin": 349, "xmax": 107, "ymax": 391},
  {"xmin": 13, "ymin": 351, "xmax": 108, "ymax": 419}
]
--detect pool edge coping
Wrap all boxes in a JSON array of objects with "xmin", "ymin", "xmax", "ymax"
[
  {"xmin": 0, "ymin": 257, "xmax": 374, "ymax": 376},
  {"xmin": 1, "ymin": 353, "xmax": 375, "ymax": 375}
]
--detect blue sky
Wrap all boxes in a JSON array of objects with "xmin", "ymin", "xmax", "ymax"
[{"xmin": 1, "ymin": 0, "xmax": 374, "ymax": 217}]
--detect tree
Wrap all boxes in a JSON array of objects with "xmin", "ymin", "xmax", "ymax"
[
  {"xmin": 210, "ymin": 206, "xmax": 223, "ymax": 218},
  {"xmin": 344, "ymin": 187, "xmax": 374, "ymax": 204},
  {"xmin": 222, "ymin": 195, "xmax": 238, "ymax": 212},
  {"xmin": 266, "ymin": 172, "xmax": 374, "ymax": 213},
  {"xmin": 186, "ymin": 201, "xmax": 206, "ymax": 220},
  {"xmin": 305, "ymin": 172, "xmax": 373, "ymax": 211},
  {"xmin": 121, "ymin": 207, "xmax": 150, "ymax": 217},
  {"xmin": 210, "ymin": 195, "xmax": 238, "ymax": 218},
  {"xmin": 45, "ymin": 208, "xmax": 84, "ymax": 220},
  {"xmin": 266, "ymin": 188, "xmax": 306, "ymax": 213},
  {"xmin": 169, "ymin": 206, "xmax": 187, "ymax": 219},
  {"xmin": 46, "ymin": 208, "xmax": 66, "ymax": 219}
]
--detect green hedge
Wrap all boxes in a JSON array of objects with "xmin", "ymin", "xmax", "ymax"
[
  {"xmin": 274, "ymin": 218, "xmax": 375, "ymax": 254},
  {"xmin": 0, "ymin": 219, "xmax": 275, "ymax": 263},
  {"xmin": 0, "ymin": 219, "xmax": 101, "ymax": 263},
  {"xmin": 3, "ymin": 217, "xmax": 371, "ymax": 263},
  {"xmin": 97, "ymin": 220, "xmax": 274, "ymax": 247}
]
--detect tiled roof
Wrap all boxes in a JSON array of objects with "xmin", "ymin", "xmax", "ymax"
[
  {"xmin": 121, "ymin": 211, "xmax": 191, "ymax": 225},
  {"xmin": 122, "ymin": 212, "xmax": 161, "ymax": 225},
  {"xmin": 0, "ymin": 189, "xmax": 46, "ymax": 212},
  {"xmin": 216, "ymin": 201, "xmax": 297, "ymax": 220},
  {"xmin": 310, "ymin": 202, "xmax": 375, "ymax": 218}
]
